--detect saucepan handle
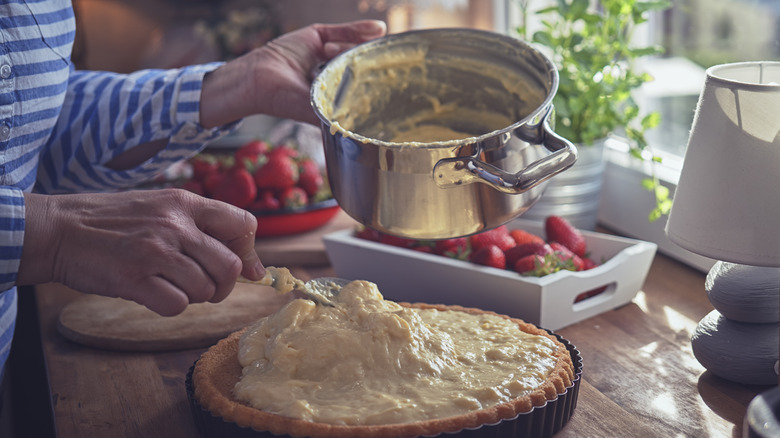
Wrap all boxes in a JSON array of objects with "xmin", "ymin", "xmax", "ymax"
[{"xmin": 433, "ymin": 106, "xmax": 578, "ymax": 194}]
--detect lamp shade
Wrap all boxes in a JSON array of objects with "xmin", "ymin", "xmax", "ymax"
[{"xmin": 665, "ymin": 62, "xmax": 780, "ymax": 267}]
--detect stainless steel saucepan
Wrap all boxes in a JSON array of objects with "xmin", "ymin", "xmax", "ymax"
[{"xmin": 310, "ymin": 28, "xmax": 577, "ymax": 239}]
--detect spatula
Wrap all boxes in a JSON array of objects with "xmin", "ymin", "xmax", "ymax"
[{"xmin": 238, "ymin": 267, "xmax": 348, "ymax": 307}]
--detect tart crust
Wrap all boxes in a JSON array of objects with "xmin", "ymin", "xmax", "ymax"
[{"xmin": 192, "ymin": 303, "xmax": 575, "ymax": 438}]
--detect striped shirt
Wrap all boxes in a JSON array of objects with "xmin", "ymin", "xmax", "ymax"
[{"xmin": 0, "ymin": 0, "xmax": 239, "ymax": 375}]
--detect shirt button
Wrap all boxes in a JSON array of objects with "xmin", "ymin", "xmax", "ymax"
[
  {"xmin": 0, "ymin": 64, "xmax": 11, "ymax": 79},
  {"xmin": 0, "ymin": 124, "xmax": 10, "ymax": 141}
]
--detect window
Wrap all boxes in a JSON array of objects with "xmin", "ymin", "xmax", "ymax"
[
  {"xmin": 382, "ymin": 0, "xmax": 779, "ymax": 159},
  {"xmin": 492, "ymin": 0, "xmax": 778, "ymax": 271},
  {"xmin": 643, "ymin": 0, "xmax": 780, "ymax": 157},
  {"xmin": 332, "ymin": 0, "xmax": 780, "ymax": 270}
]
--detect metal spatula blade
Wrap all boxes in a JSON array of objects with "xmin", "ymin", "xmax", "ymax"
[{"xmin": 238, "ymin": 269, "xmax": 349, "ymax": 307}]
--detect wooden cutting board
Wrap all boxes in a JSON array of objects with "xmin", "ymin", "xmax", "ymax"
[
  {"xmin": 57, "ymin": 283, "xmax": 291, "ymax": 352},
  {"xmin": 254, "ymin": 209, "xmax": 357, "ymax": 267}
]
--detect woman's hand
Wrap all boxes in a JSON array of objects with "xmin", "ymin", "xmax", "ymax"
[
  {"xmin": 19, "ymin": 189, "xmax": 264, "ymax": 316},
  {"xmin": 200, "ymin": 20, "xmax": 387, "ymax": 127}
]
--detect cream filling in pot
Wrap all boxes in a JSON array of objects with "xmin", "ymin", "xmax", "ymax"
[
  {"xmin": 234, "ymin": 280, "xmax": 558, "ymax": 425},
  {"xmin": 314, "ymin": 38, "xmax": 545, "ymax": 145}
]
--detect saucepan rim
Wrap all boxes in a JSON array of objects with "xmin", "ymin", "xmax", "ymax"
[{"xmin": 309, "ymin": 27, "xmax": 560, "ymax": 149}]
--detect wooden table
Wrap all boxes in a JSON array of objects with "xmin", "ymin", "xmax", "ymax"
[{"xmin": 11, "ymin": 246, "xmax": 775, "ymax": 437}]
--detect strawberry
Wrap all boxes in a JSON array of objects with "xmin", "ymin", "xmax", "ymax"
[
  {"xmin": 279, "ymin": 186, "xmax": 308, "ymax": 209},
  {"xmin": 582, "ymin": 257, "xmax": 600, "ymax": 270},
  {"xmin": 202, "ymin": 172, "xmax": 224, "ymax": 197},
  {"xmin": 433, "ymin": 238, "xmax": 469, "ymax": 259},
  {"xmin": 235, "ymin": 139, "xmax": 269, "ymax": 164},
  {"xmin": 413, "ymin": 245, "xmax": 434, "ymax": 254},
  {"xmin": 513, "ymin": 254, "xmax": 547, "ymax": 275},
  {"xmin": 254, "ymin": 154, "xmax": 299, "ymax": 191},
  {"xmin": 298, "ymin": 158, "xmax": 324, "ymax": 197},
  {"xmin": 180, "ymin": 179, "xmax": 204, "ymax": 196},
  {"xmin": 248, "ymin": 190, "xmax": 280, "ymax": 211},
  {"xmin": 379, "ymin": 233, "xmax": 417, "ymax": 248},
  {"xmin": 545, "ymin": 216, "xmax": 587, "ymax": 257},
  {"xmin": 549, "ymin": 242, "xmax": 585, "ymax": 271},
  {"xmin": 469, "ymin": 226, "xmax": 515, "ymax": 252},
  {"xmin": 575, "ymin": 286, "xmax": 607, "ymax": 303},
  {"xmin": 509, "ymin": 229, "xmax": 545, "ymax": 246},
  {"xmin": 469, "ymin": 244, "xmax": 506, "ymax": 269},
  {"xmin": 190, "ymin": 155, "xmax": 220, "ymax": 182},
  {"xmin": 514, "ymin": 252, "xmax": 577, "ymax": 276},
  {"xmin": 266, "ymin": 144, "xmax": 299, "ymax": 160},
  {"xmin": 355, "ymin": 226, "xmax": 382, "ymax": 242},
  {"xmin": 211, "ymin": 166, "xmax": 257, "ymax": 209},
  {"xmin": 505, "ymin": 242, "xmax": 553, "ymax": 268}
]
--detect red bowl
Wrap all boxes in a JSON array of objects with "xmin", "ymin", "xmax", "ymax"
[{"xmin": 252, "ymin": 199, "xmax": 341, "ymax": 238}]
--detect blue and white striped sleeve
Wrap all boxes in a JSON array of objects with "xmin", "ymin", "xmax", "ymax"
[
  {"xmin": 0, "ymin": 189, "xmax": 25, "ymax": 289},
  {"xmin": 35, "ymin": 62, "xmax": 242, "ymax": 194},
  {"xmin": 0, "ymin": 188, "xmax": 21, "ymax": 366}
]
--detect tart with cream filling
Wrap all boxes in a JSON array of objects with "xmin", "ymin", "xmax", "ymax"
[{"xmin": 191, "ymin": 280, "xmax": 576, "ymax": 438}]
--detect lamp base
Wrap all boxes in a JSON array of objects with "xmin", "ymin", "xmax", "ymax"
[
  {"xmin": 692, "ymin": 262, "xmax": 780, "ymax": 385},
  {"xmin": 692, "ymin": 310, "xmax": 778, "ymax": 385},
  {"xmin": 706, "ymin": 262, "xmax": 780, "ymax": 323}
]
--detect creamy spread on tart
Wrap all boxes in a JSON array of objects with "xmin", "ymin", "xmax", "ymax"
[{"xmin": 233, "ymin": 279, "xmax": 560, "ymax": 426}]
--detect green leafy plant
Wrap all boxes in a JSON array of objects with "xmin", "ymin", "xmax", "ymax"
[{"xmin": 517, "ymin": 0, "xmax": 673, "ymax": 221}]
